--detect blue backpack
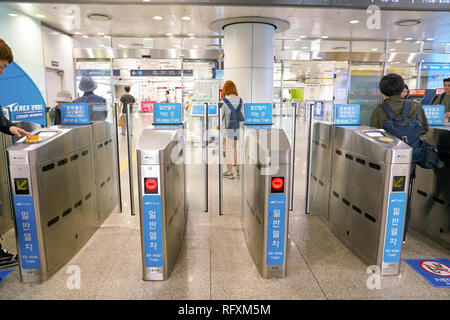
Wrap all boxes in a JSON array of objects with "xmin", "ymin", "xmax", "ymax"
[
  {"xmin": 222, "ymin": 97, "xmax": 244, "ymax": 130},
  {"xmin": 381, "ymin": 99, "xmax": 422, "ymax": 163}
]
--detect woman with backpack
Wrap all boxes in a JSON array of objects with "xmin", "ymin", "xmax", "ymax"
[{"xmin": 221, "ymin": 80, "xmax": 244, "ymax": 179}]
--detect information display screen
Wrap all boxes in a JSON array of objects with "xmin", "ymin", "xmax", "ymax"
[{"xmin": 365, "ymin": 131, "xmax": 384, "ymax": 138}]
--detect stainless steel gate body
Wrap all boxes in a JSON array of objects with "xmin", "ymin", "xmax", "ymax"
[
  {"xmin": 410, "ymin": 126, "xmax": 450, "ymax": 250},
  {"xmin": 310, "ymin": 123, "xmax": 412, "ymax": 276},
  {"xmin": 137, "ymin": 126, "xmax": 187, "ymax": 280},
  {"xmin": 7, "ymin": 123, "xmax": 119, "ymax": 282},
  {"xmin": 241, "ymin": 127, "xmax": 291, "ymax": 279}
]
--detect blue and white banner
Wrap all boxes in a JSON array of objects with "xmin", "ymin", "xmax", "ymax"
[
  {"xmin": 61, "ymin": 103, "xmax": 90, "ymax": 125},
  {"xmin": 383, "ymin": 192, "xmax": 407, "ymax": 264},
  {"xmin": 266, "ymin": 193, "xmax": 286, "ymax": 266},
  {"xmin": 191, "ymin": 104, "xmax": 218, "ymax": 116},
  {"xmin": 423, "ymin": 105, "xmax": 445, "ymax": 126},
  {"xmin": 334, "ymin": 104, "xmax": 360, "ymax": 125},
  {"xmin": 0, "ymin": 62, "xmax": 46, "ymax": 127},
  {"xmin": 154, "ymin": 103, "xmax": 182, "ymax": 124},
  {"xmin": 14, "ymin": 196, "xmax": 40, "ymax": 270},
  {"xmin": 142, "ymin": 195, "xmax": 163, "ymax": 268},
  {"xmin": 244, "ymin": 103, "xmax": 272, "ymax": 125}
]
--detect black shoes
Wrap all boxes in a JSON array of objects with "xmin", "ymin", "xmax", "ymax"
[{"xmin": 0, "ymin": 248, "xmax": 18, "ymax": 269}]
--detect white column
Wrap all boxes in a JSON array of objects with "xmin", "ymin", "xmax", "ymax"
[{"xmin": 223, "ymin": 23, "xmax": 275, "ymax": 103}]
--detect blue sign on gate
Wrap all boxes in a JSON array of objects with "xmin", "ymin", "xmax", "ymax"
[
  {"xmin": 334, "ymin": 104, "xmax": 360, "ymax": 125},
  {"xmin": 244, "ymin": 103, "xmax": 272, "ymax": 125},
  {"xmin": 60, "ymin": 103, "xmax": 91, "ymax": 125},
  {"xmin": 14, "ymin": 196, "xmax": 40, "ymax": 270},
  {"xmin": 266, "ymin": 193, "xmax": 286, "ymax": 266},
  {"xmin": 142, "ymin": 195, "xmax": 163, "ymax": 268},
  {"xmin": 382, "ymin": 192, "xmax": 407, "ymax": 264},
  {"xmin": 422, "ymin": 105, "xmax": 445, "ymax": 126},
  {"xmin": 154, "ymin": 103, "xmax": 182, "ymax": 124}
]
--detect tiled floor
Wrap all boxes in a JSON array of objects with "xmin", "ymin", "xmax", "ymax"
[{"xmin": 0, "ymin": 115, "xmax": 449, "ymax": 300}]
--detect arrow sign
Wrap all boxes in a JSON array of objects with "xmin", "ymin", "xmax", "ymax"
[
  {"xmin": 392, "ymin": 176, "xmax": 406, "ymax": 192},
  {"xmin": 14, "ymin": 178, "xmax": 29, "ymax": 195}
]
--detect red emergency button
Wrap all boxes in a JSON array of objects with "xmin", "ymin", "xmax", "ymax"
[
  {"xmin": 271, "ymin": 177, "xmax": 284, "ymax": 193},
  {"xmin": 144, "ymin": 178, "xmax": 158, "ymax": 194}
]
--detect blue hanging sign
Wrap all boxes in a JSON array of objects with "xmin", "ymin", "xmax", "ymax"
[
  {"xmin": 382, "ymin": 192, "xmax": 407, "ymax": 264},
  {"xmin": 423, "ymin": 105, "xmax": 445, "ymax": 126},
  {"xmin": 0, "ymin": 62, "xmax": 47, "ymax": 127},
  {"xmin": 60, "ymin": 103, "xmax": 91, "ymax": 125},
  {"xmin": 208, "ymin": 104, "xmax": 218, "ymax": 116},
  {"xmin": 142, "ymin": 195, "xmax": 164, "ymax": 268},
  {"xmin": 334, "ymin": 104, "xmax": 360, "ymax": 125},
  {"xmin": 403, "ymin": 259, "xmax": 450, "ymax": 288},
  {"xmin": 14, "ymin": 195, "xmax": 40, "ymax": 270},
  {"xmin": 244, "ymin": 103, "xmax": 272, "ymax": 125},
  {"xmin": 154, "ymin": 103, "xmax": 182, "ymax": 124},
  {"xmin": 266, "ymin": 193, "xmax": 286, "ymax": 266}
]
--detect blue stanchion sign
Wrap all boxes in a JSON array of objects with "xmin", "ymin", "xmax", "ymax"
[
  {"xmin": 423, "ymin": 105, "xmax": 445, "ymax": 126},
  {"xmin": 334, "ymin": 104, "xmax": 360, "ymax": 125},
  {"xmin": 244, "ymin": 103, "xmax": 272, "ymax": 125},
  {"xmin": 154, "ymin": 103, "xmax": 182, "ymax": 124},
  {"xmin": 60, "ymin": 103, "xmax": 90, "ymax": 125},
  {"xmin": 383, "ymin": 192, "xmax": 407, "ymax": 264},
  {"xmin": 190, "ymin": 104, "xmax": 204, "ymax": 116},
  {"xmin": 14, "ymin": 196, "xmax": 40, "ymax": 270},
  {"xmin": 142, "ymin": 195, "xmax": 163, "ymax": 268},
  {"xmin": 266, "ymin": 193, "xmax": 286, "ymax": 266}
]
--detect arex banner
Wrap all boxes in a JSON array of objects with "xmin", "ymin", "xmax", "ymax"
[{"xmin": 0, "ymin": 62, "xmax": 47, "ymax": 127}]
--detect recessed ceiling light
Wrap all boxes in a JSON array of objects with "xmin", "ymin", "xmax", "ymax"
[
  {"xmin": 299, "ymin": 35, "xmax": 306, "ymax": 38},
  {"xmin": 349, "ymin": 20, "xmax": 359, "ymax": 24},
  {"xmin": 187, "ymin": 33, "xmax": 195, "ymax": 37},
  {"xmin": 426, "ymin": 38, "xmax": 434, "ymax": 41},
  {"xmin": 153, "ymin": 16, "xmax": 163, "ymax": 20},
  {"xmin": 166, "ymin": 33, "xmax": 173, "ymax": 36},
  {"xmin": 74, "ymin": 32, "xmax": 82, "ymax": 35},
  {"xmin": 395, "ymin": 39, "xmax": 402, "ymax": 43},
  {"xmin": 371, "ymin": 48, "xmax": 379, "ymax": 51},
  {"xmin": 142, "ymin": 0, "xmax": 151, "ymax": 2},
  {"xmin": 182, "ymin": 16, "xmax": 191, "ymax": 21},
  {"xmin": 414, "ymin": 40, "xmax": 422, "ymax": 44},
  {"xmin": 66, "ymin": 15, "xmax": 75, "ymax": 19},
  {"xmin": 82, "ymin": 35, "xmax": 89, "ymax": 38},
  {"xmin": 404, "ymin": 37, "xmax": 412, "ymax": 41},
  {"xmin": 35, "ymin": 14, "xmax": 46, "ymax": 18},
  {"xmin": 390, "ymin": 48, "xmax": 396, "ymax": 51},
  {"xmin": 321, "ymin": 36, "xmax": 329, "ymax": 39},
  {"xmin": 98, "ymin": 44, "xmax": 105, "ymax": 47},
  {"xmin": 8, "ymin": 13, "xmax": 18, "ymax": 17}
]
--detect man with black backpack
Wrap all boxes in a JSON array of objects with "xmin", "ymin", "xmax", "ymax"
[
  {"xmin": 430, "ymin": 77, "xmax": 450, "ymax": 122},
  {"xmin": 370, "ymin": 73, "xmax": 429, "ymax": 243}
]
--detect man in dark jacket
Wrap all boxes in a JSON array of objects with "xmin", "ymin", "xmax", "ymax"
[
  {"xmin": 0, "ymin": 38, "xmax": 32, "ymax": 268},
  {"xmin": 430, "ymin": 78, "xmax": 450, "ymax": 122},
  {"xmin": 370, "ymin": 73, "xmax": 429, "ymax": 243}
]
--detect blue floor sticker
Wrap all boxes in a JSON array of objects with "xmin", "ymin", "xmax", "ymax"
[
  {"xmin": 403, "ymin": 259, "xmax": 450, "ymax": 288},
  {"xmin": 0, "ymin": 270, "xmax": 14, "ymax": 284}
]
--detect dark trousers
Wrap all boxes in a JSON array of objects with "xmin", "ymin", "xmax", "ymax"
[{"xmin": 403, "ymin": 164, "xmax": 416, "ymax": 241}]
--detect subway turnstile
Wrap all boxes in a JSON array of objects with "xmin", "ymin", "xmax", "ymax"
[
  {"xmin": 137, "ymin": 126, "xmax": 187, "ymax": 280},
  {"xmin": 310, "ymin": 123, "xmax": 413, "ymax": 276},
  {"xmin": 7, "ymin": 123, "xmax": 119, "ymax": 282},
  {"xmin": 241, "ymin": 127, "xmax": 291, "ymax": 279},
  {"xmin": 410, "ymin": 126, "xmax": 450, "ymax": 250}
]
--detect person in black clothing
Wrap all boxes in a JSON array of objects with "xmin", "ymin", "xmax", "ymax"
[
  {"xmin": 0, "ymin": 38, "xmax": 32, "ymax": 268},
  {"xmin": 119, "ymin": 86, "xmax": 136, "ymax": 135}
]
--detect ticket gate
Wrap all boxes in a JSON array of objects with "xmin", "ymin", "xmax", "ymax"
[
  {"xmin": 7, "ymin": 123, "xmax": 119, "ymax": 282},
  {"xmin": 410, "ymin": 126, "xmax": 450, "ymax": 250},
  {"xmin": 241, "ymin": 127, "xmax": 291, "ymax": 279},
  {"xmin": 310, "ymin": 123, "xmax": 412, "ymax": 276},
  {"xmin": 136, "ymin": 125, "xmax": 187, "ymax": 281}
]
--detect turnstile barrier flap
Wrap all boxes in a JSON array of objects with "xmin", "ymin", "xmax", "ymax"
[{"xmin": 245, "ymin": 127, "xmax": 291, "ymax": 167}]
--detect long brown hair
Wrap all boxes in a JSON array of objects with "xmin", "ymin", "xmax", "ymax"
[
  {"xmin": 222, "ymin": 80, "xmax": 238, "ymax": 96},
  {"xmin": 0, "ymin": 39, "xmax": 13, "ymax": 63}
]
